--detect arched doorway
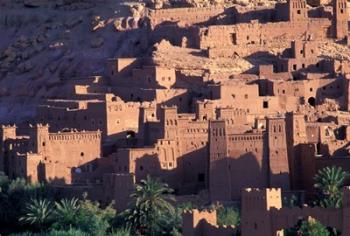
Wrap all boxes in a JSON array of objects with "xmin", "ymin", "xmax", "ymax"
[{"xmin": 308, "ymin": 97, "xmax": 316, "ymax": 107}]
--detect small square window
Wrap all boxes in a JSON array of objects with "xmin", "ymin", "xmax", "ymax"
[{"xmin": 263, "ymin": 101, "xmax": 268, "ymax": 109}]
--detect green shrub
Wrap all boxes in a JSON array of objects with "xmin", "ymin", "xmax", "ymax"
[{"xmin": 216, "ymin": 206, "xmax": 240, "ymax": 226}]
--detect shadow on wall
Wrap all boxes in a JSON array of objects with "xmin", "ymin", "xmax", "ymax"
[
  {"xmin": 134, "ymin": 146, "xmax": 208, "ymax": 195},
  {"xmin": 243, "ymin": 51, "xmax": 279, "ymax": 74},
  {"xmin": 210, "ymin": 152, "xmax": 269, "ymax": 201}
]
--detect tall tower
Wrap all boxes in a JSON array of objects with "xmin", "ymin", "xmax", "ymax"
[
  {"xmin": 159, "ymin": 106, "xmax": 178, "ymax": 140},
  {"xmin": 138, "ymin": 105, "xmax": 157, "ymax": 145},
  {"xmin": 241, "ymin": 188, "xmax": 283, "ymax": 236},
  {"xmin": 195, "ymin": 100, "xmax": 215, "ymax": 121},
  {"xmin": 333, "ymin": 0, "xmax": 348, "ymax": 39},
  {"xmin": 267, "ymin": 117, "xmax": 290, "ymax": 189},
  {"xmin": 28, "ymin": 124, "xmax": 49, "ymax": 154},
  {"xmin": 208, "ymin": 120, "xmax": 230, "ymax": 201},
  {"xmin": 287, "ymin": 0, "xmax": 308, "ymax": 22},
  {"xmin": 0, "ymin": 125, "xmax": 17, "ymax": 172}
]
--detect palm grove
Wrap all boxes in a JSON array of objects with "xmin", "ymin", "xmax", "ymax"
[{"xmin": 0, "ymin": 165, "xmax": 348, "ymax": 236}]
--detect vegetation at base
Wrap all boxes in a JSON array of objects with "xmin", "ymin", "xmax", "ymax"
[
  {"xmin": 2, "ymin": 165, "xmax": 349, "ymax": 235},
  {"xmin": 215, "ymin": 204, "xmax": 240, "ymax": 226},
  {"xmin": 299, "ymin": 218, "xmax": 330, "ymax": 236},
  {"xmin": 285, "ymin": 218, "xmax": 330, "ymax": 236},
  {"xmin": 3, "ymin": 172, "xmax": 239, "ymax": 236},
  {"xmin": 314, "ymin": 166, "xmax": 349, "ymax": 208}
]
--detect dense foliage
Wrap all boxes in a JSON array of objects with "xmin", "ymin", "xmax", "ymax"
[
  {"xmin": 314, "ymin": 166, "xmax": 349, "ymax": 208},
  {"xmin": 216, "ymin": 205, "xmax": 240, "ymax": 226},
  {"xmin": 299, "ymin": 218, "xmax": 330, "ymax": 236},
  {"xmin": 0, "ymin": 172, "xmax": 241, "ymax": 236}
]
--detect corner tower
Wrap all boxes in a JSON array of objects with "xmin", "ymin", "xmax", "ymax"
[
  {"xmin": 333, "ymin": 0, "xmax": 348, "ymax": 39},
  {"xmin": 267, "ymin": 117, "xmax": 290, "ymax": 189},
  {"xmin": 287, "ymin": 0, "xmax": 308, "ymax": 21}
]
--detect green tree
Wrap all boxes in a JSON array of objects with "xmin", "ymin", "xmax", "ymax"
[
  {"xmin": 0, "ymin": 176, "xmax": 52, "ymax": 229},
  {"xmin": 216, "ymin": 205, "xmax": 240, "ymax": 226},
  {"xmin": 72, "ymin": 196, "xmax": 116, "ymax": 236},
  {"xmin": 299, "ymin": 218, "xmax": 330, "ymax": 236},
  {"xmin": 52, "ymin": 198, "xmax": 80, "ymax": 230},
  {"xmin": 19, "ymin": 198, "xmax": 54, "ymax": 230},
  {"xmin": 125, "ymin": 175, "xmax": 176, "ymax": 236},
  {"xmin": 314, "ymin": 166, "xmax": 349, "ymax": 208}
]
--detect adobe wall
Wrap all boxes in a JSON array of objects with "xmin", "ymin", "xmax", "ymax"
[
  {"xmin": 37, "ymin": 96, "xmax": 141, "ymax": 143},
  {"xmin": 53, "ymin": 184, "xmax": 105, "ymax": 203},
  {"xmin": 241, "ymin": 188, "xmax": 283, "ymax": 236},
  {"xmin": 241, "ymin": 187, "xmax": 350, "ymax": 235},
  {"xmin": 272, "ymin": 78, "xmax": 344, "ymax": 102},
  {"xmin": 111, "ymin": 140, "xmax": 181, "ymax": 189},
  {"xmin": 102, "ymin": 173, "xmax": 135, "ymax": 211},
  {"xmin": 209, "ymin": 119, "xmax": 268, "ymax": 201},
  {"xmin": 0, "ymin": 125, "xmax": 17, "ymax": 172},
  {"xmin": 267, "ymin": 118, "xmax": 290, "ymax": 189},
  {"xmin": 209, "ymin": 82, "xmax": 300, "ymax": 115},
  {"xmin": 198, "ymin": 20, "xmax": 331, "ymax": 50},
  {"xmin": 147, "ymin": 7, "xmax": 226, "ymax": 28},
  {"xmin": 43, "ymin": 130, "xmax": 101, "ymax": 184},
  {"xmin": 182, "ymin": 209, "xmax": 236, "ymax": 236},
  {"xmin": 119, "ymin": 66, "xmax": 177, "ymax": 89},
  {"xmin": 2, "ymin": 124, "xmax": 102, "ymax": 184}
]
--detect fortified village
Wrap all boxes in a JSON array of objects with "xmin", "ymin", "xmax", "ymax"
[{"xmin": 1, "ymin": 0, "xmax": 350, "ymax": 235}]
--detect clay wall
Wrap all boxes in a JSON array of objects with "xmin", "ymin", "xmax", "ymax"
[
  {"xmin": 333, "ymin": 0, "xmax": 348, "ymax": 39},
  {"xmin": 24, "ymin": 153, "xmax": 43, "ymax": 183},
  {"xmin": 217, "ymin": 107, "xmax": 248, "ymax": 125},
  {"xmin": 2, "ymin": 124, "xmax": 101, "ymax": 184},
  {"xmin": 177, "ymin": 119, "xmax": 208, "ymax": 192},
  {"xmin": 267, "ymin": 118, "xmax": 290, "ymax": 188},
  {"xmin": 107, "ymin": 57, "xmax": 143, "ymax": 81},
  {"xmin": 0, "ymin": 126, "xmax": 17, "ymax": 172},
  {"xmin": 43, "ymin": 130, "xmax": 101, "ymax": 183},
  {"xmin": 53, "ymin": 184, "xmax": 105, "ymax": 203},
  {"xmin": 270, "ymin": 206, "xmax": 342, "ymax": 233},
  {"xmin": 148, "ymin": 7, "xmax": 226, "ymax": 28},
  {"xmin": 71, "ymin": 157, "xmax": 114, "ymax": 185},
  {"xmin": 198, "ymin": 20, "xmax": 331, "ymax": 49},
  {"xmin": 105, "ymin": 97, "xmax": 140, "ymax": 141},
  {"xmin": 37, "ymin": 96, "xmax": 141, "ymax": 143},
  {"xmin": 111, "ymin": 141, "xmax": 180, "ymax": 189},
  {"xmin": 131, "ymin": 66, "xmax": 176, "ymax": 89},
  {"xmin": 241, "ymin": 188, "xmax": 283, "ymax": 236},
  {"xmin": 182, "ymin": 209, "xmax": 235, "ymax": 236},
  {"xmin": 272, "ymin": 77, "xmax": 344, "ymax": 109},
  {"xmin": 150, "ymin": 25, "xmax": 200, "ymax": 48},
  {"xmin": 102, "ymin": 173, "xmax": 135, "ymax": 211},
  {"xmin": 240, "ymin": 187, "xmax": 350, "ymax": 235},
  {"xmin": 209, "ymin": 82, "xmax": 300, "ymax": 115},
  {"xmin": 209, "ymin": 119, "xmax": 268, "ymax": 201}
]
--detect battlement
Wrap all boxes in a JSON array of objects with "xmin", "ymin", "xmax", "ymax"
[
  {"xmin": 1, "ymin": 124, "xmax": 17, "ymax": 129},
  {"xmin": 29, "ymin": 123, "xmax": 49, "ymax": 128},
  {"xmin": 244, "ymin": 187, "xmax": 282, "ymax": 193},
  {"xmin": 227, "ymin": 133, "xmax": 264, "ymax": 141},
  {"xmin": 49, "ymin": 130, "xmax": 101, "ymax": 141}
]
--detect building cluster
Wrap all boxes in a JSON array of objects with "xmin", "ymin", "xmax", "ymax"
[{"xmin": 1, "ymin": 0, "xmax": 350, "ymax": 234}]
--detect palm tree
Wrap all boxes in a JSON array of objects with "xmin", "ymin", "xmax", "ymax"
[
  {"xmin": 126, "ymin": 175, "xmax": 175, "ymax": 236},
  {"xmin": 19, "ymin": 198, "xmax": 54, "ymax": 230},
  {"xmin": 314, "ymin": 166, "xmax": 349, "ymax": 208},
  {"xmin": 53, "ymin": 198, "xmax": 80, "ymax": 229}
]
